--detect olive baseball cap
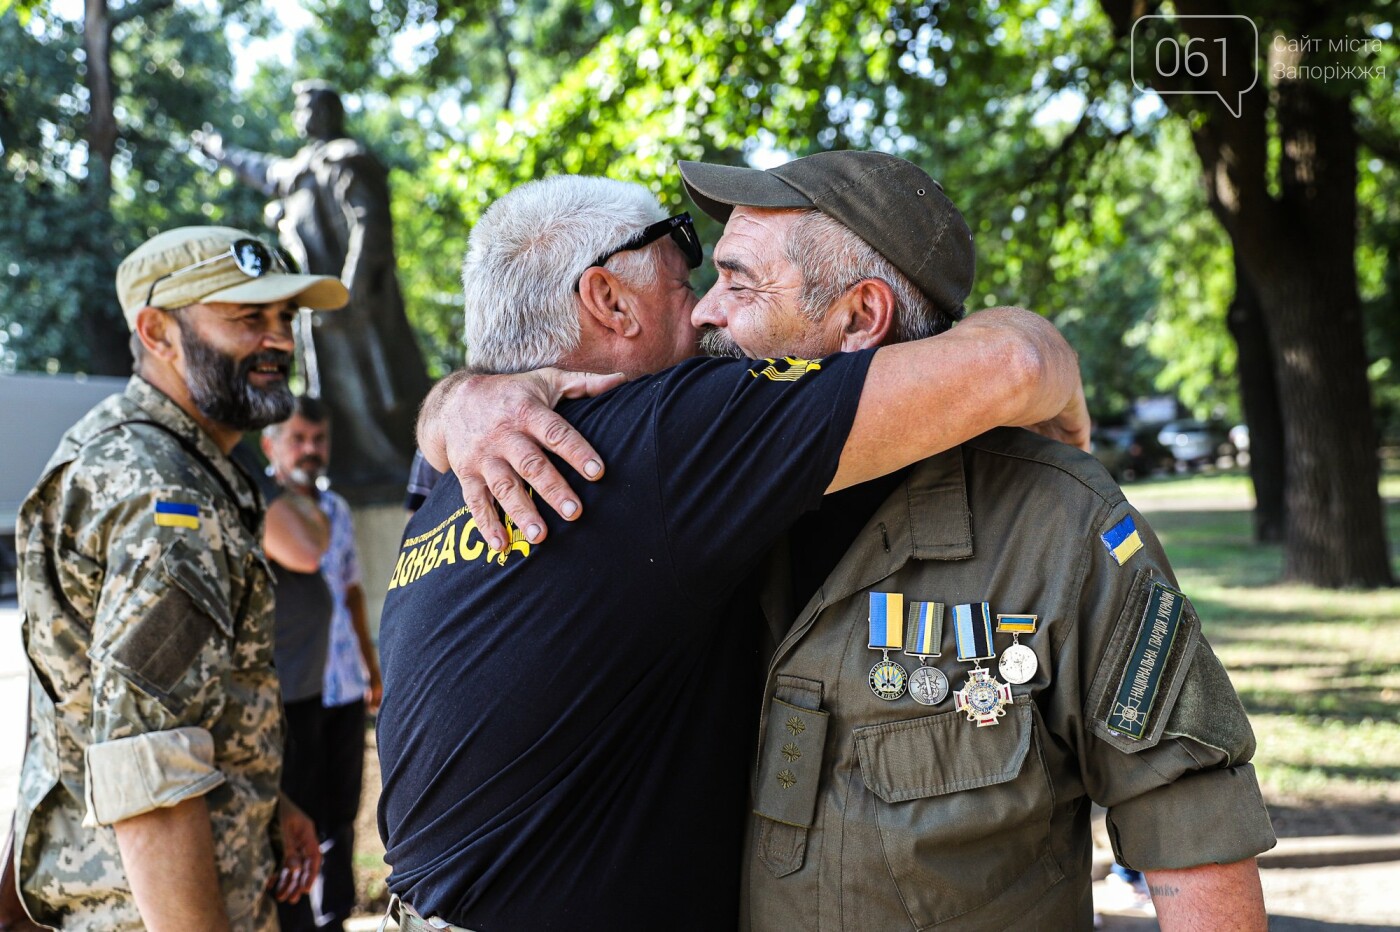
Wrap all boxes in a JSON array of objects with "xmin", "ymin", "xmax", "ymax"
[
  {"xmin": 115, "ymin": 226, "xmax": 349, "ymax": 328},
  {"xmin": 679, "ymin": 151, "xmax": 975, "ymax": 316}
]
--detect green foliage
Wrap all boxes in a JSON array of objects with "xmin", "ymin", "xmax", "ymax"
[
  {"xmin": 3, "ymin": 0, "xmax": 1397, "ymax": 427},
  {"xmin": 0, "ymin": 1, "xmax": 273, "ymax": 374}
]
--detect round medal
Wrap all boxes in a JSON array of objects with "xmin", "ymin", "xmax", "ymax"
[
  {"xmin": 868, "ymin": 659, "xmax": 908, "ymax": 701},
  {"xmin": 908, "ymin": 665, "xmax": 949, "ymax": 706},
  {"xmin": 998, "ymin": 643, "xmax": 1038, "ymax": 685}
]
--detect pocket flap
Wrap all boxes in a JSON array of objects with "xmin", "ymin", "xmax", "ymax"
[
  {"xmin": 855, "ymin": 701, "xmax": 1032, "ymax": 803},
  {"xmin": 162, "ymin": 539, "xmax": 235, "ymax": 638},
  {"xmin": 754, "ymin": 697, "xmax": 829, "ymax": 829}
]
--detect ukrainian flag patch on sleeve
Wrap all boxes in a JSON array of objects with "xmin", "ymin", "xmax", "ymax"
[
  {"xmin": 153, "ymin": 500, "xmax": 200, "ymax": 529},
  {"xmin": 1101, "ymin": 514, "xmax": 1143, "ymax": 566}
]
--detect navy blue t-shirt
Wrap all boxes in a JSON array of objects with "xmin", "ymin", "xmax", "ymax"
[{"xmin": 377, "ymin": 351, "xmax": 874, "ymax": 929}]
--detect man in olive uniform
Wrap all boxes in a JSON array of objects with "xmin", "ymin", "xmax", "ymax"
[
  {"xmin": 675, "ymin": 154, "xmax": 1274, "ymax": 929},
  {"xmin": 5, "ymin": 227, "xmax": 345, "ymax": 930}
]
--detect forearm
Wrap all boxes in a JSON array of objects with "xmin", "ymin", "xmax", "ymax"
[
  {"xmin": 113, "ymin": 796, "xmax": 232, "ymax": 931},
  {"xmin": 264, "ymin": 495, "xmax": 330, "ymax": 572},
  {"xmin": 830, "ymin": 306, "xmax": 1081, "ymax": 490},
  {"xmin": 416, "ymin": 370, "xmax": 475, "ymax": 473},
  {"xmin": 1146, "ymin": 858, "xmax": 1267, "ymax": 931},
  {"xmin": 217, "ymin": 144, "xmax": 279, "ymax": 197}
]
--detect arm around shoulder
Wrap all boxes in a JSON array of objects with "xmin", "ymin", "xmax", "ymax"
[{"xmin": 829, "ymin": 306, "xmax": 1088, "ymax": 491}]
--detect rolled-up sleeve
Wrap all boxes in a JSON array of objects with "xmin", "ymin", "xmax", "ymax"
[
  {"xmin": 1071, "ymin": 504, "xmax": 1277, "ymax": 871},
  {"xmin": 1106, "ymin": 765, "xmax": 1275, "ymax": 870},
  {"xmin": 82, "ymin": 726, "xmax": 226, "ymax": 826}
]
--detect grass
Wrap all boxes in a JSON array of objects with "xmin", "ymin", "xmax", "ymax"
[{"xmin": 1129, "ymin": 469, "xmax": 1400, "ymax": 807}]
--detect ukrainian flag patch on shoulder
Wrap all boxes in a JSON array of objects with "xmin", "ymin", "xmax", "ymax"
[
  {"xmin": 1101, "ymin": 514, "xmax": 1142, "ymax": 566},
  {"xmin": 154, "ymin": 500, "xmax": 200, "ymax": 529}
]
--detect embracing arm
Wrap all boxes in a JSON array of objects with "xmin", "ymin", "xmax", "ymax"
[
  {"xmin": 830, "ymin": 306, "xmax": 1088, "ymax": 491},
  {"xmin": 415, "ymin": 368, "xmax": 625, "ymax": 551},
  {"xmin": 1146, "ymin": 858, "xmax": 1267, "ymax": 931}
]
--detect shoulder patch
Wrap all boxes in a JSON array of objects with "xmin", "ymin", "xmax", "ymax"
[
  {"xmin": 749, "ymin": 356, "xmax": 822, "ymax": 382},
  {"xmin": 154, "ymin": 500, "xmax": 201, "ymax": 529},
  {"xmin": 1101, "ymin": 514, "xmax": 1143, "ymax": 566},
  {"xmin": 1105, "ymin": 581, "xmax": 1185, "ymax": 739}
]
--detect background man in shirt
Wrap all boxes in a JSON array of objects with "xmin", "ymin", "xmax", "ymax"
[
  {"xmin": 6, "ymin": 226, "xmax": 338, "ymax": 930},
  {"xmin": 261, "ymin": 395, "xmax": 380, "ymax": 932},
  {"xmin": 379, "ymin": 172, "xmax": 1086, "ymax": 930}
]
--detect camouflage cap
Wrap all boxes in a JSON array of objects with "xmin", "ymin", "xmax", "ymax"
[
  {"xmin": 116, "ymin": 226, "xmax": 349, "ymax": 328},
  {"xmin": 679, "ymin": 151, "xmax": 975, "ymax": 317}
]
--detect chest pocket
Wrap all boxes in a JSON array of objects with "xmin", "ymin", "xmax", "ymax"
[{"xmin": 853, "ymin": 701, "xmax": 1064, "ymax": 929}]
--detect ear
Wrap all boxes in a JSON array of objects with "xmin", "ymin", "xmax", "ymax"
[
  {"xmin": 259, "ymin": 431, "xmax": 275, "ymax": 459},
  {"xmin": 835, "ymin": 278, "xmax": 896, "ymax": 351},
  {"xmin": 133, "ymin": 305, "xmax": 180, "ymax": 362},
  {"xmin": 577, "ymin": 267, "xmax": 641, "ymax": 338}
]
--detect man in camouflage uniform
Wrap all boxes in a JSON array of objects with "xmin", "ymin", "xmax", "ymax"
[{"xmin": 3, "ymin": 226, "xmax": 346, "ymax": 930}]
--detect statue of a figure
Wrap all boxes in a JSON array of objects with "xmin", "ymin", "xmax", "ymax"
[{"xmin": 193, "ymin": 81, "xmax": 431, "ymax": 494}]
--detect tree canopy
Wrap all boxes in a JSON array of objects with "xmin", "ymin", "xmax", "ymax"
[{"xmin": 1, "ymin": 0, "xmax": 1396, "ymax": 585}]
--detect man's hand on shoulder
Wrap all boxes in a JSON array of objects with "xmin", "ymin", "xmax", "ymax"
[{"xmin": 416, "ymin": 367, "xmax": 625, "ymax": 551}]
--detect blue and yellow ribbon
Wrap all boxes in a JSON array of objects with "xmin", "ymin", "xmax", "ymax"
[
  {"xmin": 868, "ymin": 592, "xmax": 905, "ymax": 650},
  {"xmin": 996, "ymin": 614, "xmax": 1038, "ymax": 635}
]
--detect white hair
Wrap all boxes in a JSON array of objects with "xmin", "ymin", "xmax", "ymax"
[
  {"xmin": 461, "ymin": 175, "xmax": 667, "ymax": 374},
  {"xmin": 783, "ymin": 210, "xmax": 960, "ymax": 341}
]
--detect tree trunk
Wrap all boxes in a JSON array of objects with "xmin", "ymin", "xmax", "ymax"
[
  {"xmin": 83, "ymin": 0, "xmax": 116, "ymax": 186},
  {"xmin": 79, "ymin": 0, "xmax": 129, "ymax": 376},
  {"xmin": 1227, "ymin": 256, "xmax": 1286, "ymax": 542},
  {"xmin": 1249, "ymin": 78, "xmax": 1392, "ymax": 587},
  {"xmin": 1117, "ymin": 0, "xmax": 1395, "ymax": 588}
]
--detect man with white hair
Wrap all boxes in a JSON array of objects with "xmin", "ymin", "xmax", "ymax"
[{"xmin": 377, "ymin": 169, "xmax": 1086, "ymax": 931}]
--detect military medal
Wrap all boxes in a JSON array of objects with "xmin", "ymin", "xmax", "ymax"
[
  {"xmin": 867, "ymin": 592, "xmax": 908, "ymax": 701},
  {"xmin": 951, "ymin": 602, "xmax": 1012, "ymax": 725},
  {"xmin": 904, "ymin": 600, "xmax": 948, "ymax": 706},
  {"xmin": 996, "ymin": 613, "xmax": 1040, "ymax": 685}
]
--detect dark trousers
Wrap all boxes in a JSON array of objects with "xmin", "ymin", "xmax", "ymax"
[{"xmin": 277, "ymin": 697, "xmax": 367, "ymax": 932}]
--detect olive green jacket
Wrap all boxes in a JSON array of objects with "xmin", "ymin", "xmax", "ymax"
[{"xmin": 744, "ymin": 428, "xmax": 1275, "ymax": 931}]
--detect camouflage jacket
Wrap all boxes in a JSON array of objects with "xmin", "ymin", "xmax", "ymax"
[{"xmin": 14, "ymin": 377, "xmax": 282, "ymax": 931}]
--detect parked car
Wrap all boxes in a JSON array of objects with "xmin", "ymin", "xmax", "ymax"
[
  {"xmin": 1229, "ymin": 424, "xmax": 1250, "ymax": 466},
  {"xmin": 1092, "ymin": 425, "xmax": 1175, "ymax": 482},
  {"xmin": 1156, "ymin": 419, "xmax": 1237, "ymax": 470}
]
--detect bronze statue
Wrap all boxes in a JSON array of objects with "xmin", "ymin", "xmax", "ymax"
[{"xmin": 193, "ymin": 82, "xmax": 431, "ymax": 493}]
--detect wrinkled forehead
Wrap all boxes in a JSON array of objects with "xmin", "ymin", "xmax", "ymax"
[{"xmin": 714, "ymin": 207, "xmax": 803, "ymax": 276}]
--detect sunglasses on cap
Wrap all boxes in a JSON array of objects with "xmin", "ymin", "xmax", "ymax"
[
  {"xmin": 573, "ymin": 212, "xmax": 703, "ymax": 292},
  {"xmin": 145, "ymin": 238, "xmax": 300, "ymax": 308}
]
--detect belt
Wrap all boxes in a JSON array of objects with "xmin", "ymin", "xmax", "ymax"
[{"xmin": 378, "ymin": 894, "xmax": 477, "ymax": 932}]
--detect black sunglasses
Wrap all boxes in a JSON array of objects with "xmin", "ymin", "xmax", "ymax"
[
  {"xmin": 573, "ymin": 213, "xmax": 703, "ymax": 292},
  {"xmin": 145, "ymin": 238, "xmax": 299, "ymax": 308}
]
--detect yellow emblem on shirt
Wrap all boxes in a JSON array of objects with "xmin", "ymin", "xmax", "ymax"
[{"xmin": 750, "ymin": 357, "xmax": 823, "ymax": 382}]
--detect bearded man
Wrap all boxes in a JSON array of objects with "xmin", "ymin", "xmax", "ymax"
[{"xmin": 4, "ymin": 226, "xmax": 343, "ymax": 930}]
